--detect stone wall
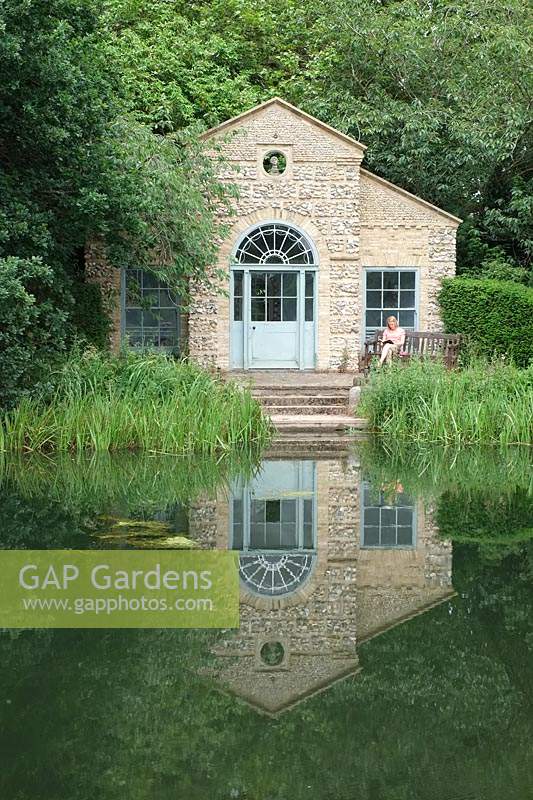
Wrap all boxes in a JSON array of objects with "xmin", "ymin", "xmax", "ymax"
[
  {"xmin": 85, "ymin": 241, "xmax": 189, "ymax": 353},
  {"xmin": 189, "ymin": 100, "xmax": 459, "ymax": 371},
  {"xmin": 360, "ymin": 171, "xmax": 457, "ymax": 332},
  {"xmin": 189, "ymin": 101, "xmax": 365, "ymax": 370}
]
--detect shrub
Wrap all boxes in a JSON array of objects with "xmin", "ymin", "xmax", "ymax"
[
  {"xmin": 358, "ymin": 358, "xmax": 533, "ymax": 444},
  {"xmin": 0, "ymin": 350, "xmax": 273, "ymax": 454},
  {"xmin": 0, "ymin": 257, "xmax": 69, "ymax": 409},
  {"xmin": 438, "ymin": 278, "xmax": 533, "ymax": 366},
  {"xmin": 70, "ymin": 282, "xmax": 110, "ymax": 349}
]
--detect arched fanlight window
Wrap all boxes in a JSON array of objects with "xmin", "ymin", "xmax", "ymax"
[
  {"xmin": 233, "ymin": 223, "xmax": 317, "ymax": 266},
  {"xmin": 238, "ymin": 553, "xmax": 316, "ymax": 597}
]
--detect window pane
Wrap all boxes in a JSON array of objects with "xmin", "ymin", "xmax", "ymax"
[
  {"xmin": 251, "ymin": 273, "xmax": 266, "ymax": 297},
  {"xmin": 251, "ymin": 299, "xmax": 265, "ymax": 321},
  {"xmin": 232, "ymin": 523, "xmax": 243, "ymax": 550},
  {"xmin": 266, "ymin": 522, "xmax": 281, "ymax": 547},
  {"xmin": 400, "ymin": 291, "xmax": 415, "ymax": 308},
  {"xmin": 364, "ymin": 527, "xmax": 380, "ymax": 546},
  {"xmin": 303, "ymin": 523, "xmax": 314, "ymax": 549},
  {"xmin": 127, "ymin": 333, "xmax": 143, "ymax": 348},
  {"xmin": 262, "ymin": 229, "xmax": 275, "ymax": 252},
  {"xmin": 126, "ymin": 309, "xmax": 142, "ymax": 327},
  {"xmin": 283, "ymin": 273, "xmax": 297, "ymax": 297},
  {"xmin": 366, "ymin": 290, "xmax": 382, "ymax": 309},
  {"xmin": 303, "ymin": 499, "xmax": 312, "ymax": 524},
  {"xmin": 267, "ymin": 297, "xmax": 282, "ymax": 321},
  {"xmin": 396, "ymin": 493, "xmax": 413, "ymax": 506},
  {"xmin": 399, "ymin": 310, "xmax": 415, "ymax": 328},
  {"xmin": 281, "ymin": 500, "xmax": 296, "ymax": 523},
  {"xmin": 397, "ymin": 528, "xmax": 414, "ymax": 546},
  {"xmin": 233, "ymin": 500, "xmax": 243, "ymax": 525},
  {"xmin": 283, "ymin": 298, "xmax": 297, "ymax": 321},
  {"xmin": 397, "ymin": 508, "xmax": 413, "ymax": 526},
  {"xmin": 364, "ymin": 507, "xmax": 380, "ymax": 526},
  {"xmin": 250, "ymin": 523, "xmax": 265, "ymax": 549},
  {"xmin": 267, "ymin": 273, "xmax": 282, "ymax": 296},
  {"xmin": 160, "ymin": 331, "xmax": 177, "ymax": 347},
  {"xmin": 366, "ymin": 272, "xmax": 382, "ymax": 289},
  {"xmin": 383, "ymin": 310, "xmax": 398, "ymax": 324},
  {"xmin": 126, "ymin": 272, "xmax": 141, "ymax": 304},
  {"xmin": 142, "ymin": 311, "xmax": 159, "ymax": 327},
  {"xmin": 381, "ymin": 527, "xmax": 396, "ymax": 546},
  {"xmin": 157, "ymin": 308, "xmax": 177, "ymax": 325},
  {"xmin": 383, "ymin": 272, "xmax": 399, "ymax": 289},
  {"xmin": 280, "ymin": 523, "xmax": 297, "ymax": 548},
  {"xmin": 159, "ymin": 289, "xmax": 177, "ymax": 307},
  {"xmin": 233, "ymin": 297, "xmax": 243, "ymax": 322},
  {"xmin": 366, "ymin": 310, "xmax": 382, "ymax": 328},
  {"xmin": 266, "ymin": 500, "xmax": 281, "ymax": 523},
  {"xmin": 305, "ymin": 298, "xmax": 314, "ymax": 322},
  {"xmin": 233, "ymin": 271, "xmax": 243, "ymax": 297},
  {"xmin": 383, "ymin": 290, "xmax": 399, "ymax": 307},
  {"xmin": 142, "ymin": 272, "xmax": 158, "ymax": 289},
  {"xmin": 143, "ymin": 329, "xmax": 159, "ymax": 348},
  {"xmin": 252, "ymin": 500, "xmax": 265, "ymax": 523},
  {"xmin": 381, "ymin": 508, "xmax": 396, "ymax": 526},
  {"xmin": 400, "ymin": 272, "xmax": 416, "ymax": 289},
  {"xmin": 142, "ymin": 289, "xmax": 159, "ymax": 305},
  {"xmin": 305, "ymin": 272, "xmax": 314, "ymax": 296}
]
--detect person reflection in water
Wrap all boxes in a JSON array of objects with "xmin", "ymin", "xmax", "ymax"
[
  {"xmin": 380, "ymin": 480, "xmax": 404, "ymax": 505},
  {"xmin": 379, "ymin": 315, "xmax": 406, "ymax": 365}
]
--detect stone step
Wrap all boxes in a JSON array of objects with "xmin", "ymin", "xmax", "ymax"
[
  {"xmin": 257, "ymin": 394, "xmax": 349, "ymax": 407},
  {"xmin": 270, "ymin": 414, "xmax": 368, "ymax": 433},
  {"xmin": 264, "ymin": 404, "xmax": 350, "ymax": 416},
  {"xmin": 227, "ymin": 370, "xmax": 360, "ymax": 388},
  {"xmin": 251, "ymin": 386, "xmax": 351, "ymax": 397}
]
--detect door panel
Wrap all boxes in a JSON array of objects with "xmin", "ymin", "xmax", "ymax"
[
  {"xmin": 250, "ymin": 271, "xmax": 299, "ymax": 368},
  {"xmin": 230, "ymin": 268, "xmax": 317, "ymax": 369}
]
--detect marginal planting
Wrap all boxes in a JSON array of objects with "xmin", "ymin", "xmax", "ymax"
[
  {"xmin": 0, "ymin": 351, "xmax": 273, "ymax": 454},
  {"xmin": 359, "ymin": 359, "xmax": 533, "ymax": 445}
]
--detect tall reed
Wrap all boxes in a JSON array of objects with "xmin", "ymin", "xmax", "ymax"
[
  {"xmin": 0, "ymin": 350, "xmax": 274, "ymax": 454},
  {"xmin": 359, "ymin": 358, "xmax": 533, "ymax": 445}
]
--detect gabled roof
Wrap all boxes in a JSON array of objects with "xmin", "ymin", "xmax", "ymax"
[
  {"xmin": 199, "ymin": 96, "xmax": 366, "ymax": 153},
  {"xmin": 361, "ymin": 168, "xmax": 462, "ymax": 225},
  {"xmin": 201, "ymin": 96, "xmax": 462, "ymax": 226}
]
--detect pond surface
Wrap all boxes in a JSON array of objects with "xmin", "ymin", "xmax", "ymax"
[{"xmin": 0, "ymin": 440, "xmax": 532, "ymax": 800}]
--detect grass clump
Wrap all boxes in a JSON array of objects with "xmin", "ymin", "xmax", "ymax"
[
  {"xmin": 359, "ymin": 359, "xmax": 533, "ymax": 445},
  {"xmin": 0, "ymin": 350, "xmax": 273, "ymax": 454}
]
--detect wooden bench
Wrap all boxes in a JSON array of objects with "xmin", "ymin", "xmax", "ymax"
[{"xmin": 359, "ymin": 331, "xmax": 463, "ymax": 373}]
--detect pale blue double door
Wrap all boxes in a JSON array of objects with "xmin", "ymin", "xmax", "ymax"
[{"xmin": 231, "ymin": 268, "xmax": 316, "ymax": 369}]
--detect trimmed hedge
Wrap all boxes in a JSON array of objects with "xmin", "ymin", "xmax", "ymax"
[{"xmin": 438, "ymin": 278, "xmax": 533, "ymax": 367}]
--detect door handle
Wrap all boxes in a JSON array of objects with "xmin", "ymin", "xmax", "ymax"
[{"xmin": 252, "ymin": 326, "xmax": 256, "ymax": 331}]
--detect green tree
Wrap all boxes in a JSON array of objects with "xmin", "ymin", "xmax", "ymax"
[
  {"xmin": 0, "ymin": 0, "xmax": 232, "ymax": 405},
  {"xmin": 102, "ymin": 0, "xmax": 532, "ymax": 280}
]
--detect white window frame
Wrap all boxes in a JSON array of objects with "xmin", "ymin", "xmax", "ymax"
[
  {"xmin": 121, "ymin": 268, "xmax": 181, "ymax": 352},
  {"xmin": 360, "ymin": 480, "xmax": 417, "ymax": 549},
  {"xmin": 362, "ymin": 267, "xmax": 420, "ymax": 342}
]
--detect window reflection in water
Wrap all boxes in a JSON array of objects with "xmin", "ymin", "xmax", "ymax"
[{"xmin": 230, "ymin": 461, "xmax": 317, "ymax": 597}]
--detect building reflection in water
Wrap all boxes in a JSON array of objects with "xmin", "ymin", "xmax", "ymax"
[{"xmin": 188, "ymin": 453, "xmax": 454, "ymax": 716}]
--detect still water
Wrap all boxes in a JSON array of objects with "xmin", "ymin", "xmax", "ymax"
[{"xmin": 0, "ymin": 440, "xmax": 532, "ymax": 799}]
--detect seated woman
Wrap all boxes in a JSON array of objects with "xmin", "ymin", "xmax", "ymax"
[{"xmin": 379, "ymin": 316, "xmax": 406, "ymax": 365}]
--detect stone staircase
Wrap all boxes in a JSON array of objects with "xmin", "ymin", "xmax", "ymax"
[{"xmin": 226, "ymin": 371, "xmax": 368, "ymax": 433}]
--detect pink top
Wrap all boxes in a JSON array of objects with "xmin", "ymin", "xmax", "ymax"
[{"xmin": 382, "ymin": 326, "xmax": 406, "ymax": 345}]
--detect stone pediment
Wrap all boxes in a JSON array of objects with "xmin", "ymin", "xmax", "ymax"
[
  {"xmin": 200, "ymin": 96, "xmax": 366, "ymax": 159},
  {"xmin": 214, "ymin": 653, "xmax": 361, "ymax": 716}
]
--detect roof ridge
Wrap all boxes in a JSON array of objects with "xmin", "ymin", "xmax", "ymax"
[{"xmin": 200, "ymin": 96, "xmax": 366, "ymax": 152}]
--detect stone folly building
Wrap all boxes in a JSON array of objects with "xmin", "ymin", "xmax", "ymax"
[
  {"xmin": 188, "ymin": 453, "xmax": 454, "ymax": 716},
  {"xmin": 88, "ymin": 98, "xmax": 461, "ymax": 372}
]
